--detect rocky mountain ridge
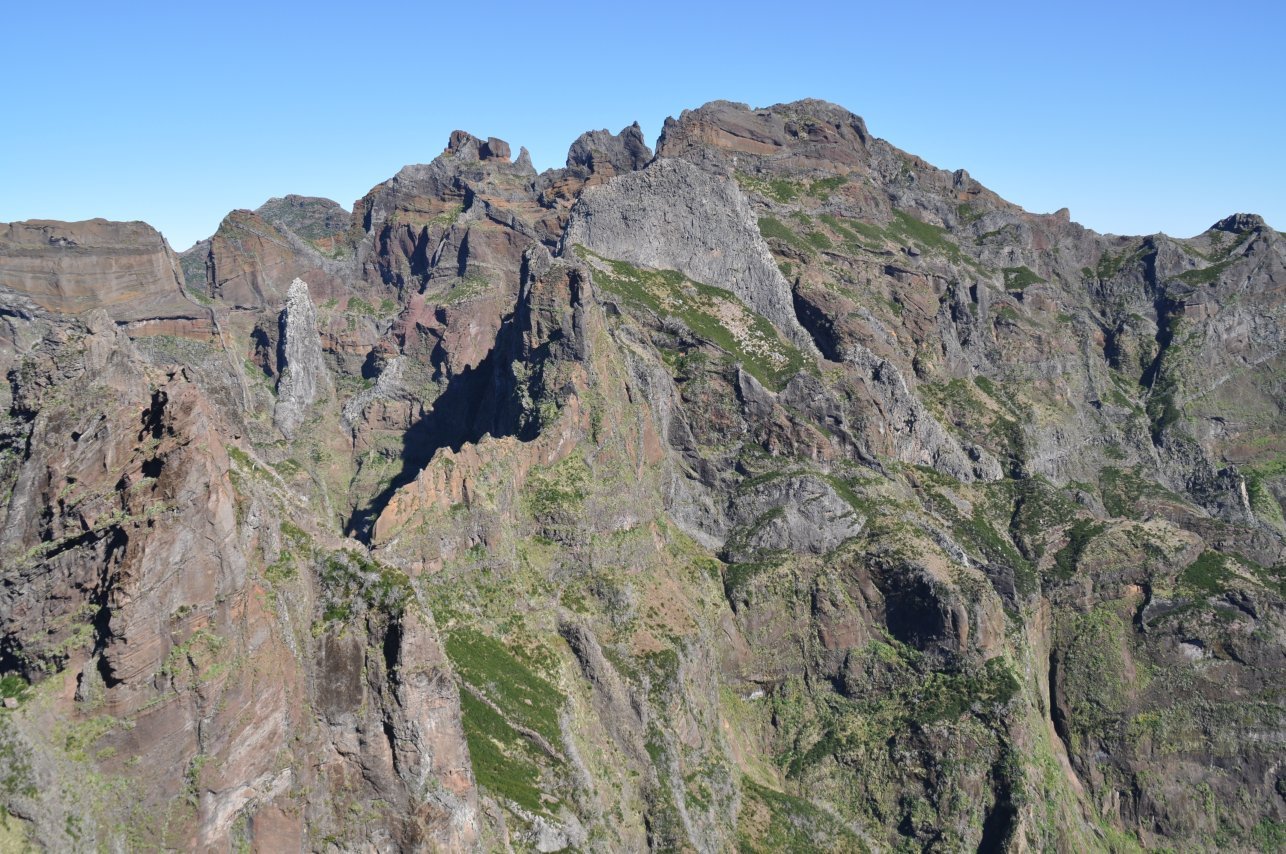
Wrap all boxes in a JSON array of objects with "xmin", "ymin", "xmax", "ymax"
[{"xmin": 0, "ymin": 99, "xmax": 1283, "ymax": 852}]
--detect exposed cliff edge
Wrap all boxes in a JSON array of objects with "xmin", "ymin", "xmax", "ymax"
[{"xmin": 0, "ymin": 219, "xmax": 200, "ymax": 321}]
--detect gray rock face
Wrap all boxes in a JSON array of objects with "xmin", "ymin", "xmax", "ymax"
[
  {"xmin": 386, "ymin": 607, "xmax": 480, "ymax": 849},
  {"xmin": 1212, "ymin": 212, "xmax": 1266, "ymax": 233},
  {"xmin": 445, "ymin": 131, "xmax": 518, "ymax": 165},
  {"xmin": 726, "ymin": 474, "xmax": 864, "ymax": 561},
  {"xmin": 566, "ymin": 123, "xmax": 652, "ymax": 176},
  {"xmin": 846, "ymin": 341, "xmax": 1002, "ymax": 482},
  {"xmin": 341, "ymin": 354, "xmax": 409, "ymax": 429},
  {"xmin": 273, "ymin": 278, "xmax": 330, "ymax": 438},
  {"xmin": 562, "ymin": 157, "xmax": 815, "ymax": 351},
  {"xmin": 254, "ymin": 195, "xmax": 351, "ymax": 244}
]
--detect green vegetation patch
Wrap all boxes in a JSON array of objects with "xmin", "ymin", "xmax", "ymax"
[
  {"xmin": 805, "ymin": 229, "xmax": 833, "ymax": 250},
  {"xmin": 772, "ymin": 644, "xmax": 1020, "ymax": 792},
  {"xmin": 342, "ymin": 295, "xmax": 400, "ymax": 318},
  {"xmin": 581, "ymin": 249, "xmax": 808, "ymax": 389},
  {"xmin": 1243, "ymin": 457, "xmax": 1286, "ymax": 529},
  {"xmin": 758, "ymin": 215, "xmax": 813, "ymax": 255},
  {"xmin": 956, "ymin": 203, "xmax": 985, "ymax": 225},
  {"xmin": 913, "ymin": 657, "xmax": 1022, "ymax": 724},
  {"xmin": 264, "ymin": 521, "xmax": 311, "ymax": 588},
  {"xmin": 1060, "ymin": 606, "xmax": 1133, "ymax": 746},
  {"xmin": 0, "ymin": 675, "xmax": 29, "ymax": 707},
  {"xmin": 161, "ymin": 628, "xmax": 241, "ymax": 689},
  {"xmin": 442, "ymin": 272, "xmax": 495, "ymax": 305},
  {"xmin": 736, "ymin": 173, "xmax": 850, "ymax": 204},
  {"xmin": 963, "ymin": 503, "xmax": 1036, "ymax": 595},
  {"xmin": 523, "ymin": 454, "xmax": 589, "ymax": 518},
  {"xmin": 1250, "ymin": 820, "xmax": 1286, "ymax": 851},
  {"xmin": 1052, "ymin": 519, "xmax": 1107, "ymax": 579},
  {"xmin": 0, "ymin": 718, "xmax": 36, "ymax": 799},
  {"xmin": 1179, "ymin": 549, "xmax": 1235, "ymax": 596},
  {"xmin": 736, "ymin": 174, "xmax": 803, "ymax": 204},
  {"xmin": 1175, "ymin": 257, "xmax": 1236, "ymax": 286},
  {"xmin": 921, "ymin": 377, "xmax": 987, "ymax": 422},
  {"xmin": 840, "ymin": 217, "xmax": 887, "ymax": 245},
  {"xmin": 921, "ymin": 482, "xmax": 1037, "ymax": 596},
  {"xmin": 887, "ymin": 210, "xmax": 970, "ymax": 266},
  {"xmin": 806, "ymin": 175, "xmax": 849, "ymax": 199},
  {"xmin": 723, "ymin": 555, "xmax": 787, "ymax": 602},
  {"xmin": 1098, "ymin": 466, "xmax": 1184, "ymax": 518},
  {"xmin": 1006, "ymin": 475, "xmax": 1077, "ymax": 560},
  {"xmin": 817, "ymin": 213, "xmax": 885, "ymax": 253},
  {"xmin": 994, "ymin": 305, "xmax": 1021, "ymax": 325},
  {"xmin": 443, "ymin": 628, "xmax": 565, "ymax": 748},
  {"xmin": 1002, "ymin": 266, "xmax": 1045, "ymax": 290},
  {"xmin": 458, "ymin": 689, "xmax": 547, "ymax": 813},
  {"xmin": 59, "ymin": 715, "xmax": 121, "ymax": 762},
  {"xmin": 737, "ymin": 777, "xmax": 868, "ymax": 853},
  {"xmin": 1095, "ymin": 245, "xmax": 1148, "ymax": 281},
  {"xmin": 318, "ymin": 549, "xmax": 413, "ymax": 622},
  {"xmin": 0, "ymin": 807, "xmax": 30, "ymax": 852}
]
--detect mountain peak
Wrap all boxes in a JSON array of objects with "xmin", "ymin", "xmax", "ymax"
[
  {"xmin": 565, "ymin": 123, "xmax": 652, "ymax": 175},
  {"xmin": 1212, "ymin": 212, "xmax": 1267, "ymax": 234},
  {"xmin": 445, "ymin": 130, "xmax": 513, "ymax": 162}
]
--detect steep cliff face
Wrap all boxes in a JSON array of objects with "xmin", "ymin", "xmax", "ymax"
[{"xmin": 1, "ymin": 100, "xmax": 1283, "ymax": 852}]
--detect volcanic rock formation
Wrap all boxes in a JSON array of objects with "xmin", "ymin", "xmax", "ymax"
[{"xmin": 0, "ymin": 100, "xmax": 1283, "ymax": 852}]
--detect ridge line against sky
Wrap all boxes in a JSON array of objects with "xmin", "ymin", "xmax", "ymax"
[{"xmin": 1, "ymin": 0, "xmax": 1283, "ymax": 251}]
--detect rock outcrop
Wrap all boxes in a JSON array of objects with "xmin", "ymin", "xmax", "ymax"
[
  {"xmin": 273, "ymin": 277, "xmax": 331, "ymax": 438},
  {"xmin": 566, "ymin": 122, "xmax": 653, "ymax": 177},
  {"xmin": 563, "ymin": 157, "xmax": 816, "ymax": 351},
  {"xmin": 0, "ymin": 219, "xmax": 198, "ymax": 320}
]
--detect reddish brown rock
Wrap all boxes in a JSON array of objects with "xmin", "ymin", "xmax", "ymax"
[{"xmin": 0, "ymin": 219, "xmax": 200, "ymax": 321}]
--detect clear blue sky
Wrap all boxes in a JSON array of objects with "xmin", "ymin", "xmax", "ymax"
[{"xmin": 2, "ymin": 1, "xmax": 1282, "ymax": 251}]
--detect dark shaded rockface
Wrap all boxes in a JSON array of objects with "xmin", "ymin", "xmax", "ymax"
[{"xmin": 1, "ymin": 100, "xmax": 1283, "ymax": 852}]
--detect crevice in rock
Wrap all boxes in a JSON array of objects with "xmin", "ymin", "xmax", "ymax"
[
  {"xmin": 976, "ymin": 779, "xmax": 1017, "ymax": 853},
  {"xmin": 0, "ymin": 635, "xmax": 29, "ymax": 682},
  {"xmin": 345, "ymin": 253, "xmax": 578, "ymax": 543},
  {"xmin": 382, "ymin": 618, "xmax": 402, "ymax": 677},
  {"xmin": 91, "ymin": 607, "xmax": 122, "ymax": 688},
  {"xmin": 139, "ymin": 389, "xmax": 168, "ymax": 440},
  {"xmin": 1101, "ymin": 322, "xmax": 1126, "ymax": 373},
  {"xmin": 1048, "ymin": 649, "xmax": 1071, "ymax": 754},
  {"xmin": 410, "ymin": 228, "xmax": 432, "ymax": 282},
  {"xmin": 1139, "ymin": 245, "xmax": 1186, "ymax": 446},
  {"xmin": 881, "ymin": 573, "xmax": 947, "ymax": 650},
  {"xmin": 1133, "ymin": 583, "xmax": 1152, "ymax": 634},
  {"xmin": 381, "ymin": 718, "xmax": 399, "ymax": 774},
  {"xmin": 344, "ymin": 347, "xmax": 509, "ymax": 542},
  {"xmin": 250, "ymin": 325, "xmax": 276, "ymax": 378},
  {"xmin": 91, "ymin": 525, "xmax": 128, "ymax": 688},
  {"xmin": 790, "ymin": 287, "xmax": 842, "ymax": 361},
  {"xmin": 455, "ymin": 231, "xmax": 472, "ymax": 278},
  {"xmin": 33, "ymin": 526, "xmax": 107, "ymax": 564}
]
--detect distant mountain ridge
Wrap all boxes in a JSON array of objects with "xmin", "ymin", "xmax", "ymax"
[{"xmin": 0, "ymin": 99, "xmax": 1283, "ymax": 852}]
